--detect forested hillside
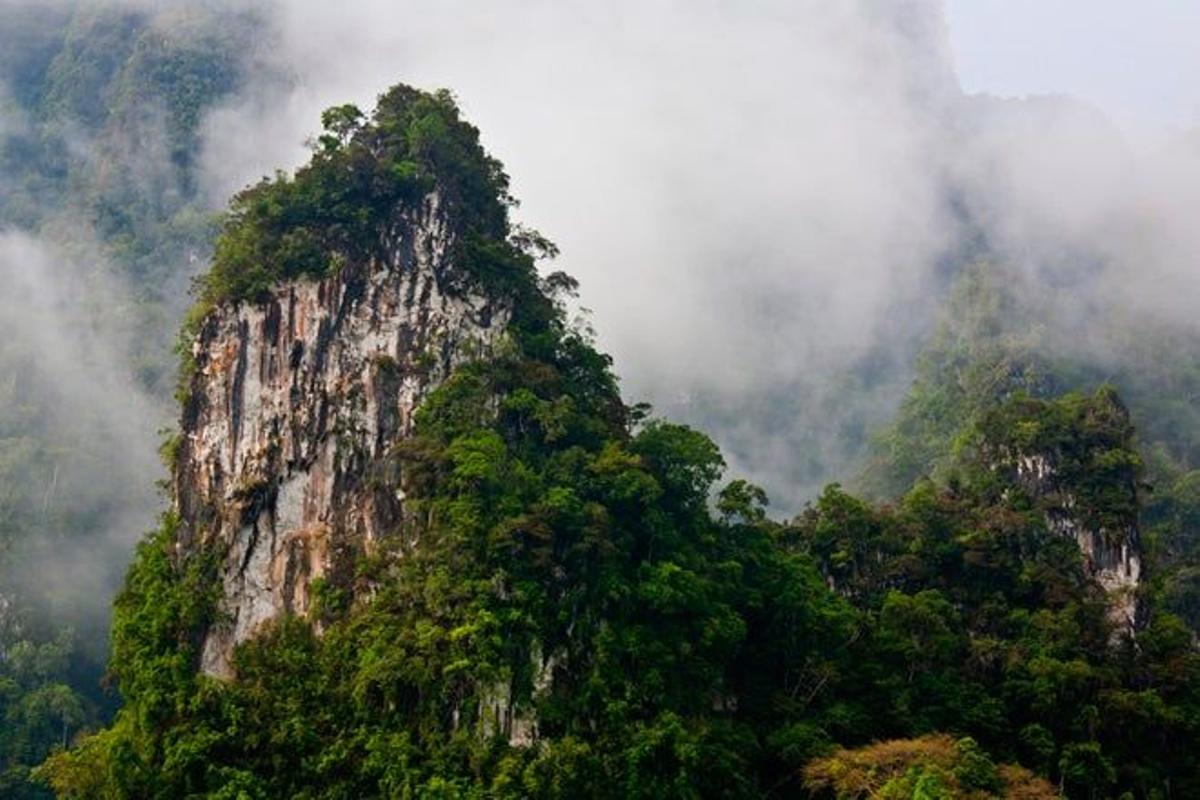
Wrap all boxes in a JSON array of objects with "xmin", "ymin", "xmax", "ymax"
[
  {"xmin": 0, "ymin": 4, "xmax": 1199, "ymax": 800},
  {"xmin": 30, "ymin": 85, "xmax": 1200, "ymax": 800},
  {"xmin": 864, "ymin": 264, "xmax": 1200, "ymax": 632}
]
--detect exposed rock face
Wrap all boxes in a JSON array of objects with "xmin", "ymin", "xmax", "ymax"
[
  {"xmin": 173, "ymin": 196, "xmax": 508, "ymax": 676},
  {"xmin": 1011, "ymin": 451, "xmax": 1143, "ymax": 633},
  {"xmin": 479, "ymin": 647, "xmax": 558, "ymax": 746}
]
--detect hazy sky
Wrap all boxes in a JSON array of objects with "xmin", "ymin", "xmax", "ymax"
[
  {"xmin": 4, "ymin": 0, "xmax": 1197, "ymax": 515},
  {"xmin": 946, "ymin": 0, "xmax": 1200, "ymax": 129},
  {"xmin": 186, "ymin": 0, "xmax": 1200, "ymax": 505}
]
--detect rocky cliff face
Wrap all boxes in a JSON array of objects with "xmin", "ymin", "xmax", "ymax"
[
  {"xmin": 173, "ymin": 196, "xmax": 508, "ymax": 676},
  {"xmin": 975, "ymin": 391, "xmax": 1146, "ymax": 635},
  {"xmin": 1011, "ymin": 452, "xmax": 1143, "ymax": 632}
]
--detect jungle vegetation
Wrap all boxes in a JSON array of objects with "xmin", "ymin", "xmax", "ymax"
[
  {"xmin": 2, "ymin": 7, "xmax": 1200, "ymax": 799},
  {"xmin": 33, "ymin": 85, "xmax": 1200, "ymax": 800}
]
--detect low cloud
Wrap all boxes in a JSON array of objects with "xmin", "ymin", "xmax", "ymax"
[
  {"xmin": 0, "ymin": 232, "xmax": 166, "ymax": 650},
  {"xmin": 4, "ymin": 0, "xmax": 1198, "ymax": 517},
  {"xmin": 192, "ymin": 1, "xmax": 1198, "ymax": 505}
]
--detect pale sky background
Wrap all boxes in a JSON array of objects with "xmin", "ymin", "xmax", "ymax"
[
  {"xmin": 7, "ymin": 0, "xmax": 1198, "ymax": 522},
  {"xmin": 945, "ymin": 0, "xmax": 1200, "ymax": 130},
  {"xmin": 211, "ymin": 0, "xmax": 1200, "ymax": 504}
]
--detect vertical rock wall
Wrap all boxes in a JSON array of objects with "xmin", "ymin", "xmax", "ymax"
[
  {"xmin": 1012, "ymin": 453, "xmax": 1143, "ymax": 632},
  {"xmin": 173, "ymin": 197, "xmax": 508, "ymax": 676}
]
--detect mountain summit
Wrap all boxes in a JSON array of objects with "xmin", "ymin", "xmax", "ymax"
[{"xmin": 37, "ymin": 85, "xmax": 1200, "ymax": 800}]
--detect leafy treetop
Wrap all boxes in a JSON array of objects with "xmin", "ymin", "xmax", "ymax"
[{"xmin": 199, "ymin": 85, "xmax": 530, "ymax": 306}]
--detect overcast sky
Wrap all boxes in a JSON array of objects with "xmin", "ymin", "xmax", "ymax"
[
  {"xmin": 946, "ymin": 0, "xmax": 1200, "ymax": 129},
  {"xmin": 186, "ymin": 0, "xmax": 1200, "ymax": 505},
  {"xmin": 6, "ymin": 0, "xmax": 1196, "ymax": 514}
]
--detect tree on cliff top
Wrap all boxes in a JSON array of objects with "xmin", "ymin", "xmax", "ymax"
[{"xmin": 199, "ymin": 84, "xmax": 529, "ymax": 307}]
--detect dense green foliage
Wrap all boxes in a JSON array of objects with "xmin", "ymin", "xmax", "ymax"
[
  {"xmin": 792, "ymin": 396, "xmax": 1200, "ymax": 797},
  {"xmin": 0, "ymin": 10, "xmax": 1197, "ymax": 797},
  {"xmin": 861, "ymin": 265, "xmax": 1060, "ymax": 498},
  {"xmin": 41, "ymin": 85, "xmax": 854, "ymax": 797},
  {"xmin": 862, "ymin": 262, "xmax": 1200, "ymax": 635},
  {"xmin": 199, "ymin": 85, "xmax": 528, "ymax": 307},
  {"xmin": 976, "ymin": 389, "xmax": 1142, "ymax": 533},
  {"xmin": 0, "ymin": 616, "xmax": 96, "ymax": 797},
  {"xmin": 32, "ymin": 87, "xmax": 1200, "ymax": 799},
  {"xmin": 47, "ymin": 323, "xmax": 1200, "ymax": 797}
]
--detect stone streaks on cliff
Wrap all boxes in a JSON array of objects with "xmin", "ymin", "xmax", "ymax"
[
  {"xmin": 172, "ymin": 196, "xmax": 508, "ymax": 676},
  {"xmin": 1013, "ymin": 452, "xmax": 1143, "ymax": 633}
]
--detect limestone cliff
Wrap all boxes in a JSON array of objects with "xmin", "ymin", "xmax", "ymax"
[
  {"xmin": 1012, "ymin": 451, "xmax": 1142, "ymax": 632},
  {"xmin": 983, "ymin": 391, "xmax": 1145, "ymax": 633},
  {"xmin": 173, "ymin": 195, "xmax": 508, "ymax": 676}
]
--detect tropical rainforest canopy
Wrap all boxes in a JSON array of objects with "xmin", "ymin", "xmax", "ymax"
[
  {"xmin": 1, "ymin": 6, "xmax": 1199, "ymax": 800},
  {"xmin": 26, "ymin": 84, "xmax": 1200, "ymax": 800}
]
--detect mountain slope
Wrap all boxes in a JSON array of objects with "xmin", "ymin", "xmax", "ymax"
[{"xmin": 36, "ymin": 84, "xmax": 1200, "ymax": 800}]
